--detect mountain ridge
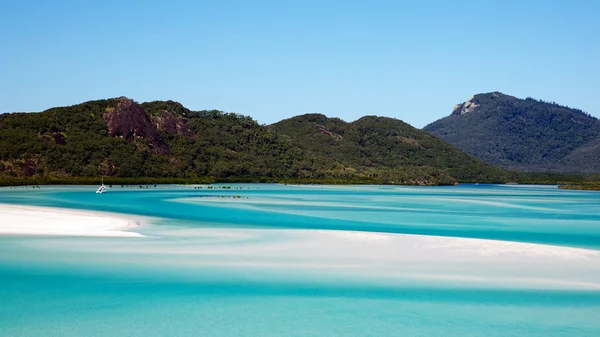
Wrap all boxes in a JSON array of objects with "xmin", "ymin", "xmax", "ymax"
[
  {"xmin": 0, "ymin": 97, "xmax": 512, "ymax": 185},
  {"xmin": 423, "ymin": 92, "xmax": 600, "ymax": 173}
]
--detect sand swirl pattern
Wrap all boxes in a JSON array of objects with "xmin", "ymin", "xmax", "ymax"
[{"xmin": 0, "ymin": 184, "xmax": 599, "ymax": 336}]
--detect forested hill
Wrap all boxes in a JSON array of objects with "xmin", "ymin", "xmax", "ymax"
[
  {"xmin": 0, "ymin": 97, "xmax": 511, "ymax": 185},
  {"xmin": 270, "ymin": 114, "xmax": 507, "ymax": 183},
  {"xmin": 423, "ymin": 92, "xmax": 600, "ymax": 173}
]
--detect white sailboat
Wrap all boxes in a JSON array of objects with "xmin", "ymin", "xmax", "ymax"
[{"xmin": 96, "ymin": 176, "xmax": 107, "ymax": 194}]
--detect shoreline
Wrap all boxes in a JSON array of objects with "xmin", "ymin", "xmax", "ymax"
[
  {"xmin": 0, "ymin": 203, "xmax": 145, "ymax": 237},
  {"xmin": 3, "ymin": 181, "xmax": 599, "ymax": 191}
]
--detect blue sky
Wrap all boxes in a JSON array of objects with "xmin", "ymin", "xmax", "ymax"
[{"xmin": 1, "ymin": 0, "xmax": 598, "ymax": 127}]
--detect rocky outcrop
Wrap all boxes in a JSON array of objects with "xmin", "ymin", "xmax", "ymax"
[
  {"xmin": 20, "ymin": 160, "xmax": 36, "ymax": 177},
  {"xmin": 103, "ymin": 97, "xmax": 170, "ymax": 155},
  {"xmin": 317, "ymin": 125, "xmax": 343, "ymax": 141},
  {"xmin": 154, "ymin": 110, "xmax": 193, "ymax": 137},
  {"xmin": 396, "ymin": 136, "xmax": 424, "ymax": 148},
  {"xmin": 53, "ymin": 133, "xmax": 67, "ymax": 145},
  {"xmin": 39, "ymin": 132, "xmax": 67, "ymax": 145},
  {"xmin": 3, "ymin": 157, "xmax": 44, "ymax": 177},
  {"xmin": 451, "ymin": 92, "xmax": 505, "ymax": 115},
  {"xmin": 452, "ymin": 96, "xmax": 480, "ymax": 115}
]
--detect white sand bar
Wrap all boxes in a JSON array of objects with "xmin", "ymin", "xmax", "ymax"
[
  {"xmin": 0, "ymin": 204, "xmax": 144, "ymax": 237},
  {"xmin": 70, "ymin": 226, "xmax": 600, "ymax": 290}
]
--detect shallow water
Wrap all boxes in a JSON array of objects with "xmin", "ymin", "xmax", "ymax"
[{"xmin": 0, "ymin": 184, "xmax": 599, "ymax": 336}]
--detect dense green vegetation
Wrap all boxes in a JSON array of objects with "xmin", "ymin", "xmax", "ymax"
[
  {"xmin": 423, "ymin": 92, "xmax": 600, "ymax": 173},
  {"xmin": 558, "ymin": 183, "xmax": 600, "ymax": 191},
  {"xmin": 0, "ymin": 98, "xmax": 321, "ymax": 182},
  {"xmin": 1, "ymin": 96, "xmax": 597, "ymax": 187},
  {"xmin": 270, "ymin": 114, "xmax": 511, "ymax": 184},
  {"xmin": 512, "ymin": 172, "xmax": 600, "ymax": 190},
  {"xmin": 0, "ymin": 176, "xmax": 213, "ymax": 187}
]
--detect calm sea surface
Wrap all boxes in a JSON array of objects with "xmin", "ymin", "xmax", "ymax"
[{"xmin": 1, "ymin": 184, "xmax": 599, "ymax": 336}]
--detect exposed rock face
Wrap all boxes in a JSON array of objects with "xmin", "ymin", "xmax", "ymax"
[
  {"xmin": 154, "ymin": 110, "xmax": 193, "ymax": 137},
  {"xmin": 452, "ymin": 96, "xmax": 480, "ymax": 115},
  {"xmin": 103, "ymin": 97, "xmax": 170, "ymax": 155},
  {"xmin": 396, "ymin": 136, "xmax": 424, "ymax": 148},
  {"xmin": 53, "ymin": 133, "xmax": 67, "ymax": 145},
  {"xmin": 39, "ymin": 132, "xmax": 67, "ymax": 145},
  {"xmin": 317, "ymin": 125, "xmax": 343, "ymax": 141},
  {"xmin": 20, "ymin": 160, "xmax": 36, "ymax": 177},
  {"xmin": 16, "ymin": 157, "xmax": 43, "ymax": 177}
]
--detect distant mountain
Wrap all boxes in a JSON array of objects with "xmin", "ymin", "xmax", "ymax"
[
  {"xmin": 0, "ymin": 97, "xmax": 511, "ymax": 185},
  {"xmin": 423, "ymin": 92, "xmax": 600, "ymax": 173}
]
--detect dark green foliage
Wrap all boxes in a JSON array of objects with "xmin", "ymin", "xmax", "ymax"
[
  {"xmin": 0, "ymin": 97, "xmax": 518, "ymax": 186},
  {"xmin": 0, "ymin": 176, "xmax": 214, "ymax": 187},
  {"xmin": 0, "ymin": 100, "xmax": 321, "ymax": 183},
  {"xmin": 424, "ymin": 92, "xmax": 600, "ymax": 173},
  {"xmin": 140, "ymin": 100, "xmax": 190, "ymax": 117},
  {"xmin": 558, "ymin": 183, "xmax": 600, "ymax": 191},
  {"xmin": 270, "ymin": 114, "xmax": 510, "ymax": 184}
]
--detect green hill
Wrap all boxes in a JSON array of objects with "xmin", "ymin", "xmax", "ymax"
[
  {"xmin": 270, "ymin": 114, "xmax": 509, "ymax": 184},
  {"xmin": 0, "ymin": 97, "xmax": 512, "ymax": 185},
  {"xmin": 423, "ymin": 92, "xmax": 600, "ymax": 173}
]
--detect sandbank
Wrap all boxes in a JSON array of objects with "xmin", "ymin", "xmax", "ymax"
[
  {"xmin": 0, "ymin": 204, "xmax": 144, "ymax": 237},
  {"xmin": 71, "ymin": 226, "xmax": 600, "ymax": 290}
]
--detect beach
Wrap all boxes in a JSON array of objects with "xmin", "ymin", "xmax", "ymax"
[
  {"xmin": 0, "ymin": 204, "xmax": 144, "ymax": 237},
  {"xmin": 1, "ymin": 202, "xmax": 598, "ymax": 290},
  {"xmin": 1, "ymin": 185, "xmax": 599, "ymax": 336}
]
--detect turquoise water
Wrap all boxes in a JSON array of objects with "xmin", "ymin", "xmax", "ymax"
[{"xmin": 1, "ymin": 184, "xmax": 599, "ymax": 336}]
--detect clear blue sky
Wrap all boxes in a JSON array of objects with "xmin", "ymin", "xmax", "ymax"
[{"xmin": 1, "ymin": 0, "xmax": 598, "ymax": 127}]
